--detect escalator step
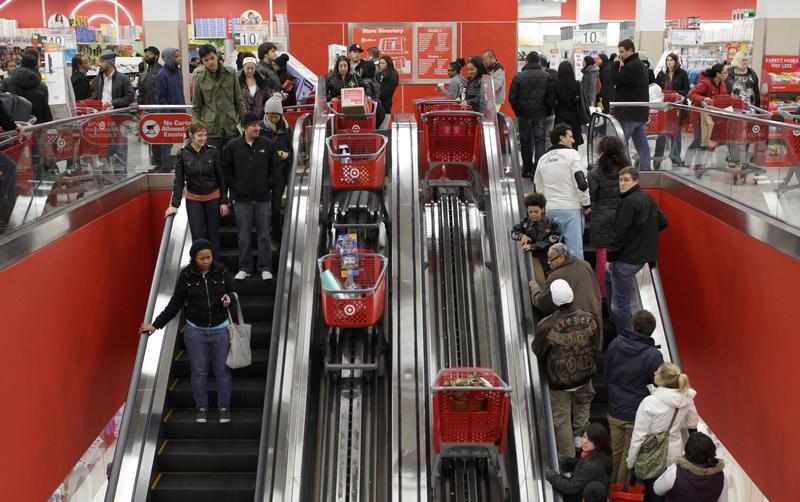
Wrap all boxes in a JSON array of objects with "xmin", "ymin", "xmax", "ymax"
[
  {"xmin": 173, "ymin": 349, "xmax": 268, "ymax": 379},
  {"xmin": 163, "ymin": 408, "xmax": 263, "ymax": 439},
  {"xmin": 219, "ymin": 250, "xmax": 281, "ymax": 278},
  {"xmin": 168, "ymin": 378, "xmax": 266, "ymax": 408},
  {"xmin": 156, "ymin": 439, "xmax": 259, "ymax": 472},
  {"xmin": 150, "ymin": 473, "xmax": 255, "ymax": 502},
  {"xmin": 237, "ymin": 296, "xmax": 275, "ymax": 322}
]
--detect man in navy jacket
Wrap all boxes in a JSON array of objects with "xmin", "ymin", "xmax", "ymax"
[
  {"xmin": 604, "ymin": 309, "xmax": 664, "ymax": 484},
  {"xmin": 153, "ymin": 48, "xmax": 185, "ymax": 172}
]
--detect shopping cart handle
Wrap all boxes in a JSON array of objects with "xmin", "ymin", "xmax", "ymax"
[
  {"xmin": 431, "ymin": 385, "xmax": 513, "ymax": 393},
  {"xmin": 777, "ymin": 105, "xmax": 800, "ymax": 121}
]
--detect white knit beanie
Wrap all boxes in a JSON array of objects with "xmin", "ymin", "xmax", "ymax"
[
  {"xmin": 550, "ymin": 279, "xmax": 574, "ymax": 306},
  {"xmin": 264, "ymin": 93, "xmax": 283, "ymax": 116}
]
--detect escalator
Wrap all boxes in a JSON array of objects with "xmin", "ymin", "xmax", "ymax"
[{"xmin": 105, "ymin": 113, "xmax": 311, "ymax": 502}]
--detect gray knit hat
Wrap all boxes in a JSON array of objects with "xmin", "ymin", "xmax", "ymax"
[
  {"xmin": 264, "ymin": 93, "xmax": 283, "ymax": 116},
  {"xmin": 99, "ymin": 49, "xmax": 117, "ymax": 65}
]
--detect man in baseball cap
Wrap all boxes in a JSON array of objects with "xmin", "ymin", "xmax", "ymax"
[{"xmin": 348, "ymin": 44, "xmax": 374, "ymax": 80}]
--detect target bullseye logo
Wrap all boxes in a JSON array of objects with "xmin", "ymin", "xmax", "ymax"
[
  {"xmin": 752, "ymin": 125, "xmax": 761, "ymax": 134},
  {"xmin": 793, "ymin": 129, "xmax": 800, "ymax": 137},
  {"xmin": 352, "ymin": 125, "xmax": 361, "ymax": 132},
  {"xmin": 344, "ymin": 166, "xmax": 361, "ymax": 181},
  {"xmin": 343, "ymin": 304, "xmax": 356, "ymax": 316},
  {"xmin": 57, "ymin": 138, "xmax": 66, "ymax": 149}
]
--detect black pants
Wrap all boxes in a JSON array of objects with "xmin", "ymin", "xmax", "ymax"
[
  {"xmin": 518, "ymin": 116, "xmax": 547, "ymax": 175},
  {"xmin": 271, "ymin": 174, "xmax": 287, "ymax": 243}
]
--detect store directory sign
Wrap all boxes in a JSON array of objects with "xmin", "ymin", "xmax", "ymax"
[
  {"xmin": 417, "ymin": 26, "xmax": 453, "ymax": 79},
  {"xmin": 352, "ymin": 26, "xmax": 413, "ymax": 79}
]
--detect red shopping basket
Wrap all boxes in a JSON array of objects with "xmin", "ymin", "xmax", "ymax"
[
  {"xmin": 413, "ymin": 98, "xmax": 461, "ymax": 126},
  {"xmin": 284, "ymin": 104, "xmax": 314, "ymax": 130},
  {"xmin": 420, "ymin": 110, "xmax": 482, "ymax": 182},
  {"xmin": 326, "ymin": 133, "xmax": 388, "ymax": 191},
  {"xmin": 76, "ymin": 100, "xmax": 105, "ymax": 112},
  {"xmin": 432, "ymin": 367, "xmax": 512, "ymax": 454},
  {"xmin": 646, "ymin": 91, "xmax": 682, "ymax": 135},
  {"xmin": 328, "ymin": 98, "xmax": 377, "ymax": 133},
  {"xmin": 610, "ymin": 482, "xmax": 645, "ymax": 501},
  {"xmin": 318, "ymin": 252, "xmax": 388, "ymax": 328}
]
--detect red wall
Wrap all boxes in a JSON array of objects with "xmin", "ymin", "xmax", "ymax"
[
  {"xmin": 656, "ymin": 191, "xmax": 799, "ymax": 502},
  {"xmin": 0, "ymin": 190, "xmax": 169, "ymax": 501},
  {"xmin": 0, "ymin": 0, "xmax": 144, "ymax": 28},
  {"xmin": 287, "ymin": 0, "xmax": 518, "ymax": 115}
]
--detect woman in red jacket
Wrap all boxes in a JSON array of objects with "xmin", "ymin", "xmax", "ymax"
[{"xmin": 686, "ymin": 64, "xmax": 729, "ymax": 166}]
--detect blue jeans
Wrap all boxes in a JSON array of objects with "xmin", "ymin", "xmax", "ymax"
[
  {"xmin": 654, "ymin": 132, "xmax": 682, "ymax": 166},
  {"xmin": 234, "ymin": 200, "xmax": 273, "ymax": 273},
  {"xmin": 548, "ymin": 208, "xmax": 584, "ymax": 259},
  {"xmin": 622, "ymin": 121, "xmax": 651, "ymax": 171},
  {"xmin": 518, "ymin": 117, "xmax": 547, "ymax": 175},
  {"xmin": 604, "ymin": 261, "xmax": 644, "ymax": 336},
  {"xmin": 183, "ymin": 324, "xmax": 232, "ymax": 409},
  {"xmin": 185, "ymin": 198, "xmax": 221, "ymax": 257}
]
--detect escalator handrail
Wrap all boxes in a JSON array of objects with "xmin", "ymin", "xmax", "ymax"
[
  {"xmin": 104, "ymin": 213, "xmax": 175, "ymax": 502},
  {"xmin": 499, "ymin": 113, "xmax": 563, "ymax": 501},
  {"xmin": 254, "ymin": 112, "xmax": 309, "ymax": 502},
  {"xmin": 647, "ymin": 264, "xmax": 682, "ymax": 368}
]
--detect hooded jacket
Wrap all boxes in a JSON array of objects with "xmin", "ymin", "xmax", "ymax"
[
  {"xmin": 532, "ymin": 255, "xmax": 602, "ymax": 349},
  {"xmin": 580, "ymin": 63, "xmax": 600, "ymax": 109},
  {"xmin": 604, "ymin": 329, "xmax": 664, "ymax": 421},
  {"xmin": 607, "ymin": 184, "xmax": 667, "ymax": 265},
  {"xmin": 171, "ymin": 144, "xmax": 227, "ymax": 207},
  {"xmin": 627, "ymin": 387, "xmax": 700, "ymax": 469},
  {"xmin": 612, "ymin": 53, "xmax": 650, "ymax": 123},
  {"xmin": 1, "ymin": 66, "xmax": 52, "ymax": 123},
  {"xmin": 192, "ymin": 64, "xmax": 245, "ymax": 138},
  {"xmin": 654, "ymin": 457, "xmax": 728, "ymax": 502},
  {"xmin": 94, "ymin": 69, "xmax": 135, "ymax": 109},
  {"xmin": 0, "ymin": 100, "xmax": 14, "ymax": 131},
  {"xmin": 152, "ymin": 258, "xmax": 236, "ymax": 330},
  {"xmin": 688, "ymin": 74, "xmax": 728, "ymax": 107},
  {"xmin": 486, "ymin": 61, "xmax": 506, "ymax": 105},
  {"xmin": 588, "ymin": 165, "xmax": 620, "ymax": 247},
  {"xmin": 137, "ymin": 59, "xmax": 163, "ymax": 105},
  {"xmin": 509, "ymin": 61, "xmax": 554, "ymax": 119},
  {"xmin": 532, "ymin": 304, "xmax": 599, "ymax": 390},
  {"xmin": 156, "ymin": 48, "xmax": 185, "ymax": 107}
]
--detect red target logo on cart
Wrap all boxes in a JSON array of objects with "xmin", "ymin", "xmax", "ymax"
[
  {"xmin": 751, "ymin": 125, "xmax": 762, "ymax": 134},
  {"xmin": 352, "ymin": 125, "xmax": 361, "ymax": 132},
  {"xmin": 343, "ymin": 304, "xmax": 357, "ymax": 316},
  {"xmin": 793, "ymin": 129, "xmax": 800, "ymax": 137},
  {"xmin": 343, "ymin": 166, "xmax": 361, "ymax": 182}
]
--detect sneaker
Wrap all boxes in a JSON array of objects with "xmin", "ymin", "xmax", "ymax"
[
  {"xmin": 234, "ymin": 270, "xmax": 250, "ymax": 280},
  {"xmin": 261, "ymin": 271, "xmax": 273, "ymax": 280},
  {"xmin": 195, "ymin": 408, "xmax": 208, "ymax": 423},
  {"xmin": 219, "ymin": 408, "xmax": 231, "ymax": 424}
]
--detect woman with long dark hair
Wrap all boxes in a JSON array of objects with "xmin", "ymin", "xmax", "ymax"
[
  {"xmin": 376, "ymin": 55, "xmax": 399, "ymax": 114},
  {"xmin": 239, "ymin": 55, "xmax": 270, "ymax": 116},
  {"xmin": 589, "ymin": 136, "xmax": 627, "ymax": 296},
  {"xmin": 554, "ymin": 61, "xmax": 584, "ymax": 148},
  {"xmin": 546, "ymin": 422, "xmax": 612, "ymax": 502},
  {"xmin": 460, "ymin": 55, "xmax": 487, "ymax": 112},
  {"xmin": 326, "ymin": 55, "xmax": 360, "ymax": 100},
  {"xmin": 654, "ymin": 53, "xmax": 690, "ymax": 167}
]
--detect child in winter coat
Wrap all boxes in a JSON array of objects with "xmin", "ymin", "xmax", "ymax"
[{"xmin": 261, "ymin": 93, "xmax": 294, "ymax": 249}]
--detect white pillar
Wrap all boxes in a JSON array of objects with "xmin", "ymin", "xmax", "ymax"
[
  {"xmin": 752, "ymin": 0, "xmax": 800, "ymax": 75},
  {"xmin": 142, "ymin": 0, "xmax": 190, "ymax": 104},
  {"xmin": 634, "ymin": 0, "xmax": 665, "ymax": 62}
]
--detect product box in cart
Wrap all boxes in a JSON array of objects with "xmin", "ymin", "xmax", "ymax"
[{"xmin": 340, "ymin": 87, "xmax": 367, "ymax": 115}]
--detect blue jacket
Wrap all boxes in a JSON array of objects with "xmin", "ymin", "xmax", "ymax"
[
  {"xmin": 604, "ymin": 329, "xmax": 664, "ymax": 422},
  {"xmin": 155, "ymin": 66, "xmax": 185, "ymax": 106}
]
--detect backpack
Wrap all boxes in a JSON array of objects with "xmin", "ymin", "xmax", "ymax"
[{"xmin": 0, "ymin": 92, "xmax": 34, "ymax": 124}]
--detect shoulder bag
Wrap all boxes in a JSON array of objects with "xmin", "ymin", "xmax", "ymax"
[
  {"xmin": 634, "ymin": 407, "xmax": 679, "ymax": 480},
  {"xmin": 226, "ymin": 292, "xmax": 252, "ymax": 368}
]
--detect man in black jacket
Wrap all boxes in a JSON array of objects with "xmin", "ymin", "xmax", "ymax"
[
  {"xmin": 138, "ymin": 46, "xmax": 165, "ymax": 171},
  {"xmin": 509, "ymin": 51, "xmax": 555, "ymax": 176},
  {"xmin": 95, "ymin": 49, "xmax": 135, "ymax": 170},
  {"xmin": 1, "ymin": 48, "xmax": 52, "ymax": 124},
  {"xmin": 256, "ymin": 42, "xmax": 282, "ymax": 93},
  {"xmin": 606, "ymin": 167, "xmax": 667, "ymax": 335},
  {"xmin": 612, "ymin": 39, "xmax": 651, "ymax": 170},
  {"xmin": 223, "ymin": 112, "xmax": 278, "ymax": 281},
  {"xmin": 70, "ymin": 54, "xmax": 93, "ymax": 101}
]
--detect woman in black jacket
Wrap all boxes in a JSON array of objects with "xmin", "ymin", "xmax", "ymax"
[
  {"xmin": 460, "ymin": 56, "xmax": 487, "ymax": 112},
  {"xmin": 141, "ymin": 239, "xmax": 237, "ymax": 424},
  {"xmin": 554, "ymin": 61, "xmax": 584, "ymax": 148},
  {"xmin": 376, "ymin": 55, "xmax": 399, "ymax": 114},
  {"xmin": 589, "ymin": 136, "xmax": 625, "ymax": 297},
  {"xmin": 326, "ymin": 56, "xmax": 360, "ymax": 100},
  {"xmin": 654, "ymin": 53, "xmax": 690, "ymax": 168},
  {"xmin": 547, "ymin": 422, "xmax": 612, "ymax": 502},
  {"xmin": 597, "ymin": 54, "xmax": 614, "ymax": 114},
  {"xmin": 165, "ymin": 122, "xmax": 229, "ymax": 255}
]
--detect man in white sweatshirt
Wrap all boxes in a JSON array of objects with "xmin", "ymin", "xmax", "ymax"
[{"xmin": 533, "ymin": 123, "xmax": 591, "ymax": 259}]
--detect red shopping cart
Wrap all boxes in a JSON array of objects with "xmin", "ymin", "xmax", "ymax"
[
  {"xmin": 328, "ymin": 98, "xmax": 377, "ymax": 133},
  {"xmin": 774, "ymin": 106, "xmax": 800, "ymax": 194},
  {"xmin": 610, "ymin": 482, "xmax": 646, "ymax": 501},
  {"xmin": 283, "ymin": 104, "xmax": 314, "ymax": 130},
  {"xmin": 3, "ymin": 136, "xmax": 34, "ymax": 195},
  {"xmin": 413, "ymin": 98, "xmax": 461, "ymax": 126},
  {"xmin": 420, "ymin": 110, "xmax": 483, "ymax": 186},
  {"xmin": 318, "ymin": 251, "xmax": 388, "ymax": 328},
  {"xmin": 431, "ymin": 367, "xmax": 512, "ymax": 492},
  {"xmin": 326, "ymin": 133, "xmax": 388, "ymax": 191}
]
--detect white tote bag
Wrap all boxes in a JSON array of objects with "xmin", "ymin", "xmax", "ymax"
[{"xmin": 226, "ymin": 292, "xmax": 252, "ymax": 369}]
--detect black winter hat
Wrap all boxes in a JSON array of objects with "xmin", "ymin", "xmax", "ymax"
[
  {"xmin": 189, "ymin": 239, "xmax": 213, "ymax": 261},
  {"xmin": 241, "ymin": 111, "xmax": 261, "ymax": 128},
  {"xmin": 275, "ymin": 53, "xmax": 289, "ymax": 68}
]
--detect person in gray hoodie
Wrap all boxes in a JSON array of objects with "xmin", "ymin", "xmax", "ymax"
[{"xmin": 580, "ymin": 56, "xmax": 600, "ymax": 121}]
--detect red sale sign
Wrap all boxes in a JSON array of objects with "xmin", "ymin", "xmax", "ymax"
[
  {"xmin": 80, "ymin": 115, "xmax": 140, "ymax": 145},
  {"xmin": 138, "ymin": 114, "xmax": 193, "ymax": 144}
]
